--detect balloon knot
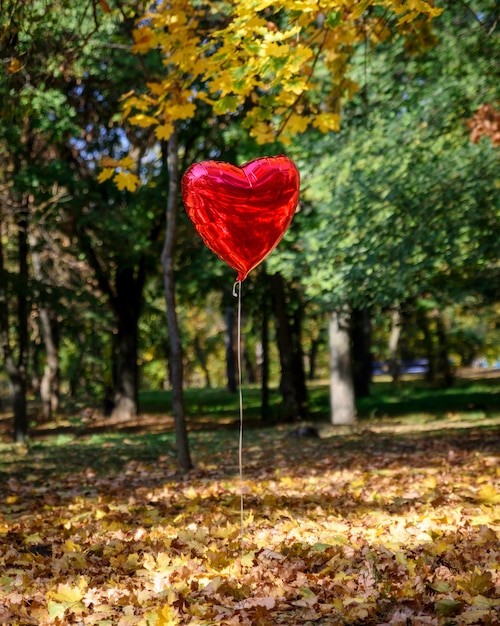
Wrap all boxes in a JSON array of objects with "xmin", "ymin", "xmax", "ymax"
[{"xmin": 232, "ymin": 281, "xmax": 241, "ymax": 298}]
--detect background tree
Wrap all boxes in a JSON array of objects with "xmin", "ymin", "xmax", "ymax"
[
  {"xmin": 270, "ymin": 0, "xmax": 499, "ymax": 423},
  {"xmin": 0, "ymin": 0, "xmax": 166, "ymax": 435},
  {"xmin": 0, "ymin": 0, "xmax": 108, "ymax": 439}
]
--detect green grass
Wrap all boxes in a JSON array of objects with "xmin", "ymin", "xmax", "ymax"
[
  {"xmin": 1, "ymin": 376, "xmax": 499, "ymax": 485},
  {"xmin": 140, "ymin": 376, "xmax": 500, "ymax": 424},
  {"xmin": 355, "ymin": 376, "xmax": 500, "ymax": 420},
  {"xmin": 140, "ymin": 385, "xmax": 286, "ymax": 422}
]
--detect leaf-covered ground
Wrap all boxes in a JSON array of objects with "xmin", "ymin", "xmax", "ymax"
[{"xmin": 1, "ymin": 411, "xmax": 500, "ymax": 625}]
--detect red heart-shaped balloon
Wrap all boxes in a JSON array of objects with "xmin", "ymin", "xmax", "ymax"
[{"xmin": 181, "ymin": 155, "xmax": 300, "ymax": 281}]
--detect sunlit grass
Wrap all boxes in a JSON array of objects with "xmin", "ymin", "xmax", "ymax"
[{"xmin": 141, "ymin": 376, "xmax": 500, "ymax": 423}]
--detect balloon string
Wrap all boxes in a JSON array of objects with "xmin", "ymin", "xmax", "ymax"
[{"xmin": 233, "ymin": 280, "xmax": 244, "ymax": 551}]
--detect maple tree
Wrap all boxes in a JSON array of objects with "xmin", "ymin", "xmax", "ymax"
[{"xmin": 100, "ymin": 0, "xmax": 443, "ymax": 191}]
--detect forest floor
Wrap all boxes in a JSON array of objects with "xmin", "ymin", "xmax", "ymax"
[{"xmin": 1, "ymin": 375, "xmax": 500, "ymax": 625}]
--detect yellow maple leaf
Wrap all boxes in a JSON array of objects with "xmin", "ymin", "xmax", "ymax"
[
  {"xmin": 476, "ymin": 484, "xmax": 500, "ymax": 504},
  {"xmin": 132, "ymin": 26, "xmax": 155, "ymax": 54},
  {"xmin": 97, "ymin": 168, "xmax": 115, "ymax": 184},
  {"xmin": 250, "ymin": 120, "xmax": 276, "ymax": 144},
  {"xmin": 147, "ymin": 81, "xmax": 166, "ymax": 96},
  {"xmin": 284, "ymin": 112, "xmax": 310, "ymax": 135},
  {"xmin": 313, "ymin": 112, "xmax": 341, "ymax": 133},
  {"xmin": 120, "ymin": 156, "xmax": 136, "ymax": 170},
  {"xmin": 128, "ymin": 113, "xmax": 159, "ymax": 128},
  {"xmin": 114, "ymin": 171, "xmax": 140, "ymax": 192},
  {"xmin": 64, "ymin": 539, "xmax": 81, "ymax": 552},
  {"xmin": 155, "ymin": 123, "xmax": 174, "ymax": 140},
  {"xmin": 156, "ymin": 606, "xmax": 180, "ymax": 626},
  {"xmin": 169, "ymin": 102, "xmax": 196, "ymax": 120},
  {"xmin": 49, "ymin": 582, "xmax": 85, "ymax": 603}
]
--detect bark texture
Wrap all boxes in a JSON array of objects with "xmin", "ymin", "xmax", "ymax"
[
  {"xmin": 161, "ymin": 130, "xmax": 192, "ymax": 473},
  {"xmin": 329, "ymin": 308, "xmax": 356, "ymax": 426}
]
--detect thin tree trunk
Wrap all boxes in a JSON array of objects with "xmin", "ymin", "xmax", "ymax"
[
  {"xmin": 161, "ymin": 129, "xmax": 192, "ymax": 473},
  {"xmin": 308, "ymin": 336, "xmax": 321, "ymax": 381},
  {"xmin": 270, "ymin": 272, "xmax": 308, "ymax": 420},
  {"xmin": 15, "ymin": 206, "xmax": 29, "ymax": 441},
  {"xmin": 329, "ymin": 308, "xmax": 356, "ymax": 426},
  {"xmin": 225, "ymin": 304, "xmax": 237, "ymax": 393},
  {"xmin": 38, "ymin": 312, "xmax": 60, "ymax": 421},
  {"xmin": 350, "ymin": 307, "xmax": 372, "ymax": 398},
  {"xmin": 434, "ymin": 308, "xmax": 454, "ymax": 387},
  {"xmin": 416, "ymin": 305, "xmax": 436, "ymax": 382},
  {"xmin": 291, "ymin": 298, "xmax": 308, "ymax": 418},
  {"xmin": 30, "ymin": 233, "xmax": 60, "ymax": 421},
  {"xmin": 0, "ymin": 208, "xmax": 30, "ymax": 442},
  {"xmin": 388, "ymin": 305, "xmax": 402, "ymax": 382},
  {"xmin": 259, "ymin": 285, "xmax": 270, "ymax": 421},
  {"xmin": 194, "ymin": 334, "xmax": 211, "ymax": 388}
]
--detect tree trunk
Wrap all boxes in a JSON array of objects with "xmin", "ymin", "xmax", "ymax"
[
  {"xmin": 290, "ymin": 295, "xmax": 308, "ymax": 417},
  {"xmin": 112, "ymin": 316, "xmax": 138, "ymax": 417},
  {"xmin": 242, "ymin": 339, "xmax": 256, "ymax": 384},
  {"xmin": 74, "ymin": 208, "xmax": 151, "ymax": 420},
  {"xmin": 350, "ymin": 307, "xmax": 372, "ymax": 398},
  {"xmin": 434, "ymin": 308, "xmax": 454, "ymax": 387},
  {"xmin": 270, "ymin": 272, "xmax": 308, "ymax": 420},
  {"xmin": 38, "ymin": 313, "xmax": 60, "ymax": 422},
  {"xmin": 224, "ymin": 303, "xmax": 237, "ymax": 393},
  {"xmin": 308, "ymin": 335, "xmax": 321, "ymax": 381},
  {"xmin": 328, "ymin": 308, "xmax": 356, "ymax": 426},
  {"xmin": 388, "ymin": 305, "xmax": 402, "ymax": 382},
  {"xmin": 161, "ymin": 129, "xmax": 192, "ymax": 473},
  {"xmin": 30, "ymin": 233, "xmax": 60, "ymax": 421},
  {"xmin": 0, "ymin": 207, "xmax": 30, "ymax": 442},
  {"xmin": 416, "ymin": 305, "xmax": 436, "ymax": 382},
  {"xmin": 258, "ymin": 283, "xmax": 270, "ymax": 421},
  {"xmin": 110, "ymin": 267, "xmax": 143, "ymax": 420},
  {"xmin": 194, "ymin": 334, "xmax": 211, "ymax": 388}
]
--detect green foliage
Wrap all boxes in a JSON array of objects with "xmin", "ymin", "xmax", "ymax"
[
  {"xmin": 295, "ymin": 125, "xmax": 498, "ymax": 309},
  {"xmin": 270, "ymin": 1, "xmax": 500, "ymax": 312}
]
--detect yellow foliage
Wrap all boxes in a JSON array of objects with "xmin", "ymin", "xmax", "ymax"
[
  {"xmin": 115, "ymin": 171, "xmax": 140, "ymax": 193},
  {"xmin": 128, "ymin": 113, "xmax": 159, "ymax": 128},
  {"xmin": 48, "ymin": 579, "xmax": 87, "ymax": 604},
  {"xmin": 100, "ymin": 0, "xmax": 443, "ymax": 190},
  {"xmin": 250, "ymin": 121, "xmax": 276, "ymax": 145},
  {"xmin": 350, "ymin": 0, "xmax": 371, "ymax": 20},
  {"xmin": 313, "ymin": 112, "xmax": 341, "ymax": 133},
  {"xmin": 6, "ymin": 58, "xmax": 22, "ymax": 73},
  {"xmin": 120, "ymin": 156, "xmax": 136, "ymax": 170},
  {"xmin": 97, "ymin": 167, "xmax": 115, "ymax": 184},
  {"xmin": 155, "ymin": 603, "xmax": 181, "ymax": 626},
  {"xmin": 132, "ymin": 25, "xmax": 155, "ymax": 54},
  {"xmin": 283, "ymin": 112, "xmax": 309, "ymax": 135},
  {"xmin": 476, "ymin": 484, "xmax": 500, "ymax": 505},
  {"xmin": 155, "ymin": 123, "xmax": 175, "ymax": 140}
]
